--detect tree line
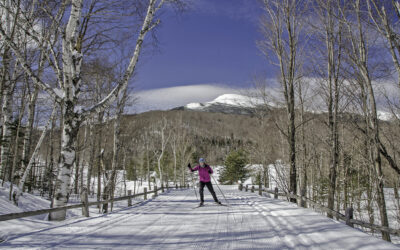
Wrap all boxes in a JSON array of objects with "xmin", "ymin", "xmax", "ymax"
[
  {"xmin": 256, "ymin": 0, "xmax": 400, "ymax": 242},
  {"xmin": 0, "ymin": 0, "xmax": 185, "ymax": 220}
]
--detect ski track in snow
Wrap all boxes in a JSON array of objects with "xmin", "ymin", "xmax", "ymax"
[{"xmin": 0, "ymin": 186, "xmax": 399, "ymax": 249}]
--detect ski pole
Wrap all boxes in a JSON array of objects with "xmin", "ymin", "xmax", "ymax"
[
  {"xmin": 211, "ymin": 175, "xmax": 229, "ymax": 206},
  {"xmin": 191, "ymin": 172, "xmax": 199, "ymax": 201}
]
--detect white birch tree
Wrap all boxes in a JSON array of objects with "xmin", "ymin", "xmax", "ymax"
[
  {"xmin": 152, "ymin": 117, "xmax": 171, "ymax": 186},
  {"xmin": 0, "ymin": 0, "xmax": 172, "ymax": 220}
]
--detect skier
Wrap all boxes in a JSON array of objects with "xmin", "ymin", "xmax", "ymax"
[{"xmin": 188, "ymin": 158, "xmax": 221, "ymax": 206}]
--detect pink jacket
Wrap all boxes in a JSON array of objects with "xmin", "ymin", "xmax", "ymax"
[{"xmin": 190, "ymin": 164, "xmax": 213, "ymax": 182}]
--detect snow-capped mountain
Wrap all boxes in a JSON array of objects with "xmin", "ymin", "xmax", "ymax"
[
  {"xmin": 174, "ymin": 94, "xmax": 265, "ymax": 115},
  {"xmin": 174, "ymin": 93, "xmax": 398, "ymax": 121}
]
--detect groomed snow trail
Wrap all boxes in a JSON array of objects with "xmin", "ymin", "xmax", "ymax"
[{"xmin": 1, "ymin": 186, "xmax": 398, "ymax": 249}]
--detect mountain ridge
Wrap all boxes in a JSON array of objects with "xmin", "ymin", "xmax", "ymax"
[
  {"xmin": 172, "ymin": 93, "xmax": 264, "ymax": 115},
  {"xmin": 172, "ymin": 93, "xmax": 396, "ymax": 121}
]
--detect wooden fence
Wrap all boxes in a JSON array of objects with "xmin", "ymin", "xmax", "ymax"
[
  {"xmin": 238, "ymin": 183, "xmax": 400, "ymax": 237},
  {"xmin": 0, "ymin": 184, "xmax": 188, "ymax": 222},
  {"xmin": 2, "ymin": 183, "xmax": 398, "ymax": 239}
]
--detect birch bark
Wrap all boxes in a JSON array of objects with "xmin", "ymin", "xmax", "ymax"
[{"xmin": 0, "ymin": 0, "xmax": 167, "ymax": 220}]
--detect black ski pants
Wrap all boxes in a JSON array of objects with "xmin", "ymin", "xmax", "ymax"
[{"xmin": 199, "ymin": 181, "xmax": 218, "ymax": 202}]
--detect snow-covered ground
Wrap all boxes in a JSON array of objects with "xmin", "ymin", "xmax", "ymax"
[
  {"xmin": 0, "ymin": 186, "xmax": 398, "ymax": 249},
  {"xmin": 0, "ymin": 182, "xmax": 145, "ymax": 243},
  {"xmin": 0, "ymin": 183, "xmax": 50, "ymax": 216},
  {"xmin": 1, "ymin": 166, "xmax": 399, "ymax": 248}
]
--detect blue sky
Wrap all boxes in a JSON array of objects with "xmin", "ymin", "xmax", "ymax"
[
  {"xmin": 135, "ymin": 0, "xmax": 272, "ymax": 91},
  {"xmin": 126, "ymin": 0, "xmax": 399, "ymax": 114}
]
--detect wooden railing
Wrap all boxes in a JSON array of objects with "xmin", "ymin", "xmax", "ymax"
[
  {"xmin": 3, "ymin": 183, "xmax": 398, "ymax": 239},
  {"xmin": 0, "ymin": 184, "xmax": 188, "ymax": 222},
  {"xmin": 238, "ymin": 184, "xmax": 400, "ymax": 237}
]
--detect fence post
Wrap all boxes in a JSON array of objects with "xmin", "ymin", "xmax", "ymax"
[
  {"xmin": 155, "ymin": 185, "xmax": 158, "ymax": 197},
  {"xmin": 166, "ymin": 182, "xmax": 169, "ymax": 190},
  {"xmin": 251, "ymin": 186, "xmax": 255, "ymax": 193},
  {"xmin": 176, "ymin": 184, "xmax": 178, "ymax": 189},
  {"xmin": 259, "ymin": 182, "xmax": 262, "ymax": 196},
  {"xmin": 239, "ymin": 183, "xmax": 243, "ymax": 191},
  {"xmin": 161, "ymin": 184, "xmax": 164, "ymax": 193},
  {"xmin": 346, "ymin": 207, "xmax": 354, "ymax": 227},
  {"xmin": 144, "ymin": 187, "xmax": 147, "ymax": 200},
  {"xmin": 81, "ymin": 188, "xmax": 89, "ymax": 217},
  {"xmin": 128, "ymin": 190, "xmax": 132, "ymax": 207},
  {"xmin": 245, "ymin": 184, "xmax": 248, "ymax": 192},
  {"xmin": 274, "ymin": 187, "xmax": 278, "ymax": 199}
]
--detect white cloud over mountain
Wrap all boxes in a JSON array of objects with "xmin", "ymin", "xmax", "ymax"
[
  {"xmin": 127, "ymin": 79, "xmax": 400, "ymax": 122},
  {"xmin": 129, "ymin": 84, "xmax": 244, "ymax": 113}
]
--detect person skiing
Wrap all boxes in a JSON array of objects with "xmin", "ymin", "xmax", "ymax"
[{"xmin": 188, "ymin": 158, "xmax": 221, "ymax": 206}]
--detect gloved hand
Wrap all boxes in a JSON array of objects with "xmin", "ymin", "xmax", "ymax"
[
  {"xmin": 208, "ymin": 170, "xmax": 212, "ymax": 174},
  {"xmin": 187, "ymin": 163, "xmax": 191, "ymax": 169}
]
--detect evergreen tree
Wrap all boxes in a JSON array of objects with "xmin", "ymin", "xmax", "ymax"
[{"xmin": 220, "ymin": 150, "xmax": 248, "ymax": 184}]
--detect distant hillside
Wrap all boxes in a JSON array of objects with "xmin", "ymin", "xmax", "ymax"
[{"xmin": 117, "ymin": 108, "xmax": 279, "ymax": 165}]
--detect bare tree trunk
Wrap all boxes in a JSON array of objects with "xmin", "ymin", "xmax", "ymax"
[
  {"xmin": 358, "ymin": 6, "xmax": 390, "ymax": 243},
  {"xmin": 80, "ymin": 124, "xmax": 88, "ymax": 192},
  {"xmin": 341, "ymin": 0, "xmax": 390, "ymax": 240},
  {"xmin": 14, "ymin": 106, "xmax": 57, "ymax": 205},
  {"xmin": 366, "ymin": 166, "xmax": 375, "ymax": 228},
  {"xmin": 298, "ymin": 82, "xmax": 307, "ymax": 208},
  {"xmin": 9, "ymin": 83, "xmax": 27, "ymax": 202},
  {"xmin": 259, "ymin": 0, "xmax": 306, "ymax": 203},
  {"xmin": 154, "ymin": 118, "xmax": 171, "ymax": 187},
  {"xmin": 20, "ymin": 86, "xmax": 39, "ymax": 182},
  {"xmin": 134, "ymin": 163, "xmax": 137, "ymax": 195},
  {"xmin": 0, "ymin": 61, "xmax": 14, "ymax": 184},
  {"xmin": 288, "ymin": 91, "xmax": 297, "ymax": 203},
  {"xmin": 157, "ymin": 156, "xmax": 163, "ymax": 186},
  {"xmin": 0, "ymin": 0, "xmax": 14, "ymax": 184},
  {"xmin": 48, "ymin": 110, "xmax": 57, "ymax": 205},
  {"xmin": 172, "ymin": 139, "xmax": 177, "ymax": 185},
  {"xmin": 122, "ymin": 150, "xmax": 127, "ymax": 196},
  {"xmin": 50, "ymin": 101, "xmax": 82, "ymax": 220},
  {"xmin": 86, "ymin": 121, "xmax": 95, "ymax": 194},
  {"xmin": 96, "ymin": 113, "xmax": 103, "ymax": 209},
  {"xmin": 313, "ymin": 0, "xmax": 343, "ymax": 218},
  {"xmin": 74, "ymin": 138, "xmax": 80, "ymax": 194},
  {"xmin": 102, "ymin": 90, "xmax": 127, "ymax": 213},
  {"xmin": 20, "ymin": 42, "xmax": 46, "ymax": 184},
  {"xmin": 335, "ymin": 171, "xmax": 340, "ymax": 220},
  {"xmin": 394, "ymin": 178, "xmax": 400, "ymax": 224},
  {"xmin": 146, "ymin": 135, "xmax": 151, "ymax": 190}
]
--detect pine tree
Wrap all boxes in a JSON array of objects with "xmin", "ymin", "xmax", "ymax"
[{"xmin": 220, "ymin": 150, "xmax": 248, "ymax": 184}]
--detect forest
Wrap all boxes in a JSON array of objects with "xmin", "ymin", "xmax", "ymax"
[{"xmin": 1, "ymin": 0, "xmax": 400, "ymax": 243}]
